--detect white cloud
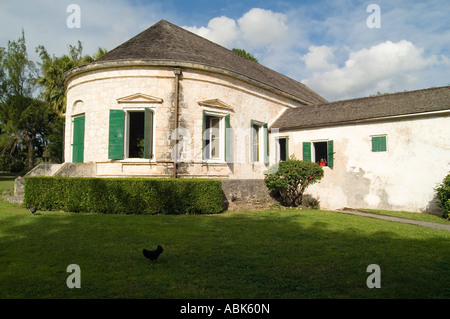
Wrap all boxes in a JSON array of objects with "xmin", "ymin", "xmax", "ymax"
[
  {"xmin": 183, "ymin": 16, "xmax": 239, "ymax": 48},
  {"xmin": 302, "ymin": 40, "xmax": 442, "ymax": 100},
  {"xmin": 183, "ymin": 8, "xmax": 289, "ymax": 51},
  {"xmin": 237, "ymin": 8, "xmax": 289, "ymax": 49},
  {"xmin": 301, "ymin": 45, "xmax": 337, "ymax": 70}
]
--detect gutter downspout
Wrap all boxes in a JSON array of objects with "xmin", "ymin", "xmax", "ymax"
[{"xmin": 173, "ymin": 67, "xmax": 182, "ymax": 178}]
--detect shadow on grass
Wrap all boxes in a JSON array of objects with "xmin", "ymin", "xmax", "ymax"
[{"xmin": 0, "ymin": 208, "xmax": 449, "ymax": 299}]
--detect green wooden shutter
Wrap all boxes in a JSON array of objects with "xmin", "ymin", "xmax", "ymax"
[
  {"xmin": 144, "ymin": 109, "xmax": 154, "ymax": 159},
  {"xmin": 72, "ymin": 115, "xmax": 85, "ymax": 163},
  {"xmin": 371, "ymin": 137, "xmax": 379, "ymax": 152},
  {"xmin": 263, "ymin": 123, "xmax": 269, "ymax": 164},
  {"xmin": 372, "ymin": 136, "xmax": 387, "ymax": 152},
  {"xmin": 379, "ymin": 136, "xmax": 387, "ymax": 152},
  {"xmin": 225, "ymin": 114, "xmax": 231, "ymax": 162},
  {"xmin": 202, "ymin": 111, "xmax": 207, "ymax": 160},
  {"xmin": 327, "ymin": 140, "xmax": 334, "ymax": 168},
  {"xmin": 303, "ymin": 142, "xmax": 311, "ymax": 162},
  {"xmin": 108, "ymin": 110, "xmax": 124, "ymax": 160},
  {"xmin": 250, "ymin": 121, "xmax": 256, "ymax": 162}
]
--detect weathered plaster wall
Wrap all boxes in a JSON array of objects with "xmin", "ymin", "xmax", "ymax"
[{"xmin": 278, "ymin": 116, "xmax": 450, "ymax": 212}]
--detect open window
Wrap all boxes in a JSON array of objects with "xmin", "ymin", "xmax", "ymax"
[
  {"xmin": 250, "ymin": 120, "xmax": 269, "ymax": 164},
  {"xmin": 275, "ymin": 137, "xmax": 289, "ymax": 163},
  {"xmin": 125, "ymin": 110, "xmax": 153, "ymax": 159},
  {"xmin": 303, "ymin": 140, "xmax": 334, "ymax": 167},
  {"xmin": 108, "ymin": 109, "xmax": 154, "ymax": 160},
  {"xmin": 202, "ymin": 111, "xmax": 231, "ymax": 162}
]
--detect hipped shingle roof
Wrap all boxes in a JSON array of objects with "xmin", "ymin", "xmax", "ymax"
[
  {"xmin": 272, "ymin": 86, "xmax": 450, "ymax": 131},
  {"xmin": 96, "ymin": 20, "xmax": 327, "ymax": 105}
]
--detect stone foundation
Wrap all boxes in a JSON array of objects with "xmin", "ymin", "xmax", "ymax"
[{"xmin": 221, "ymin": 179, "xmax": 277, "ymax": 210}]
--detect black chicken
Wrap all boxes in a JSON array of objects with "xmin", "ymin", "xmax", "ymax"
[
  {"xmin": 29, "ymin": 206, "xmax": 37, "ymax": 214},
  {"xmin": 143, "ymin": 245, "xmax": 163, "ymax": 262}
]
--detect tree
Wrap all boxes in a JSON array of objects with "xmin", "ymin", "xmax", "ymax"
[
  {"xmin": 435, "ymin": 173, "xmax": 450, "ymax": 219},
  {"xmin": 36, "ymin": 41, "xmax": 107, "ymax": 115},
  {"xmin": 232, "ymin": 48, "xmax": 259, "ymax": 63},
  {"xmin": 0, "ymin": 32, "xmax": 108, "ymax": 171},
  {"xmin": 0, "ymin": 30, "xmax": 51, "ymax": 171},
  {"xmin": 265, "ymin": 156, "xmax": 324, "ymax": 207},
  {"xmin": 36, "ymin": 42, "xmax": 107, "ymax": 162}
]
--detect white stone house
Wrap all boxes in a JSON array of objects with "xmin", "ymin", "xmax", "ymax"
[{"xmin": 59, "ymin": 20, "xmax": 450, "ymax": 213}]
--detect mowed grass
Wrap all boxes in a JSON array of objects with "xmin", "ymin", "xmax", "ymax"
[{"xmin": 0, "ymin": 175, "xmax": 450, "ymax": 299}]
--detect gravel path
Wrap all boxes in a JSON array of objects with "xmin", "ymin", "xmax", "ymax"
[{"xmin": 337, "ymin": 209, "xmax": 450, "ymax": 231}]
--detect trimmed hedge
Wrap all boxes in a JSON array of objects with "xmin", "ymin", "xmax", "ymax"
[{"xmin": 24, "ymin": 177, "xmax": 224, "ymax": 215}]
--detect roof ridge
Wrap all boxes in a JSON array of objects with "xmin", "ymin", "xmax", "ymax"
[{"xmin": 272, "ymin": 84, "xmax": 450, "ymax": 131}]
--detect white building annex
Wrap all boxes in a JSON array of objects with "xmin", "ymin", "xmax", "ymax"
[{"xmin": 52, "ymin": 20, "xmax": 450, "ymax": 213}]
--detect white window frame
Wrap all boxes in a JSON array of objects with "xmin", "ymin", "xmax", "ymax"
[
  {"xmin": 312, "ymin": 139, "xmax": 329, "ymax": 166},
  {"xmin": 275, "ymin": 136, "xmax": 289, "ymax": 163},
  {"xmin": 203, "ymin": 111, "xmax": 226, "ymax": 163},
  {"xmin": 122, "ymin": 107, "xmax": 155, "ymax": 161},
  {"xmin": 251, "ymin": 121, "xmax": 265, "ymax": 163}
]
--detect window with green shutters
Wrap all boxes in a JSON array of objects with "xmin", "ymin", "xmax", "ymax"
[
  {"xmin": 202, "ymin": 111, "xmax": 231, "ymax": 162},
  {"xmin": 250, "ymin": 120, "xmax": 269, "ymax": 164},
  {"xmin": 108, "ymin": 109, "xmax": 154, "ymax": 160},
  {"xmin": 371, "ymin": 135, "xmax": 387, "ymax": 152},
  {"xmin": 303, "ymin": 140, "xmax": 334, "ymax": 168},
  {"xmin": 276, "ymin": 137, "xmax": 289, "ymax": 162},
  {"xmin": 72, "ymin": 115, "xmax": 85, "ymax": 163}
]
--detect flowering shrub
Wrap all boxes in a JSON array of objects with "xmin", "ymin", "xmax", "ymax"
[
  {"xmin": 264, "ymin": 156, "xmax": 324, "ymax": 207},
  {"xmin": 435, "ymin": 173, "xmax": 450, "ymax": 219}
]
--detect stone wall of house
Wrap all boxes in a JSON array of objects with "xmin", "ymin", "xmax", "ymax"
[
  {"xmin": 65, "ymin": 65, "xmax": 304, "ymax": 179},
  {"xmin": 277, "ymin": 115, "xmax": 450, "ymax": 213}
]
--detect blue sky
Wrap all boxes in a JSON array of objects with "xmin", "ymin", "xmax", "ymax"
[{"xmin": 1, "ymin": 0, "xmax": 449, "ymax": 101}]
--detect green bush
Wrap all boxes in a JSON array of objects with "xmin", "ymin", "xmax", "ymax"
[
  {"xmin": 265, "ymin": 156, "xmax": 324, "ymax": 207},
  {"xmin": 24, "ymin": 177, "xmax": 224, "ymax": 215},
  {"xmin": 435, "ymin": 173, "xmax": 450, "ymax": 219}
]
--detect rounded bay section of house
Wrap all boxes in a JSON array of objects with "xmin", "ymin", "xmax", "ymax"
[{"xmin": 63, "ymin": 20, "xmax": 324, "ymax": 180}]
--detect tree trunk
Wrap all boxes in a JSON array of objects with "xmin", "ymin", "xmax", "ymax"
[{"xmin": 26, "ymin": 137, "xmax": 34, "ymax": 171}]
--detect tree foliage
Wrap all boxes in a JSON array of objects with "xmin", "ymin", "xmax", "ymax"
[
  {"xmin": 232, "ymin": 48, "xmax": 259, "ymax": 63},
  {"xmin": 0, "ymin": 30, "xmax": 107, "ymax": 172},
  {"xmin": 0, "ymin": 30, "xmax": 48, "ymax": 171},
  {"xmin": 435, "ymin": 173, "xmax": 450, "ymax": 219},
  {"xmin": 265, "ymin": 156, "xmax": 324, "ymax": 207},
  {"xmin": 36, "ymin": 41, "xmax": 107, "ymax": 114}
]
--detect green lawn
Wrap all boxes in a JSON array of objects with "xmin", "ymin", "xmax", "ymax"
[{"xmin": 1, "ymin": 175, "xmax": 450, "ymax": 299}]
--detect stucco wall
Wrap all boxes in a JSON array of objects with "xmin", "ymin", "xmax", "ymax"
[
  {"xmin": 276, "ymin": 115, "xmax": 450, "ymax": 212},
  {"xmin": 65, "ymin": 65, "xmax": 301, "ymax": 179}
]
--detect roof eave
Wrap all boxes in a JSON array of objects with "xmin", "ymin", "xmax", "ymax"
[
  {"xmin": 63, "ymin": 59, "xmax": 315, "ymax": 106},
  {"xmin": 272, "ymin": 109, "xmax": 450, "ymax": 132}
]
